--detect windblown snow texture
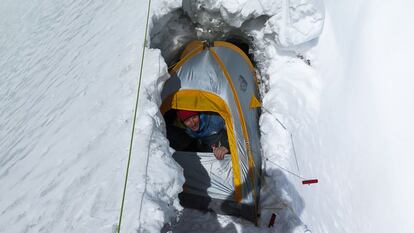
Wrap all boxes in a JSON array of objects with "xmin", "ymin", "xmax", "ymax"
[{"xmin": 0, "ymin": 0, "xmax": 183, "ymax": 232}]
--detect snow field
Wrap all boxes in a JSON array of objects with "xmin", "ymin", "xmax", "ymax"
[
  {"xmin": 311, "ymin": 1, "xmax": 414, "ymax": 232},
  {"xmin": 0, "ymin": 0, "xmax": 183, "ymax": 232}
]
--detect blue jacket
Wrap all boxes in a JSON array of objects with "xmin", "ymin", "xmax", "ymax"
[
  {"xmin": 185, "ymin": 112, "xmax": 229, "ymax": 152},
  {"xmin": 185, "ymin": 113, "xmax": 225, "ymax": 138}
]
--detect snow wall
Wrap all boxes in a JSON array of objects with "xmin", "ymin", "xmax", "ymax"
[{"xmin": 312, "ymin": 0, "xmax": 414, "ymax": 232}]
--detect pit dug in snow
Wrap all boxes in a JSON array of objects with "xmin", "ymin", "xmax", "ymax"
[{"xmin": 161, "ymin": 40, "xmax": 262, "ymax": 223}]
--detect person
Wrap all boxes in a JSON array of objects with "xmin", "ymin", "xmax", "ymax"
[{"xmin": 176, "ymin": 110, "xmax": 229, "ymax": 160}]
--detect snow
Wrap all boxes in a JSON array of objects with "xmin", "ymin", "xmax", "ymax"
[
  {"xmin": 0, "ymin": 0, "xmax": 182, "ymax": 232},
  {"xmin": 183, "ymin": 0, "xmax": 323, "ymax": 48},
  {"xmin": 309, "ymin": 1, "xmax": 414, "ymax": 232},
  {"xmin": 1, "ymin": 0, "xmax": 413, "ymax": 233}
]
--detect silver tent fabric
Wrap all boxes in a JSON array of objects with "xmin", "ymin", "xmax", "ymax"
[
  {"xmin": 212, "ymin": 46, "xmax": 262, "ymax": 204},
  {"xmin": 173, "ymin": 152, "xmax": 233, "ymax": 200},
  {"xmin": 161, "ymin": 41, "xmax": 261, "ymax": 222}
]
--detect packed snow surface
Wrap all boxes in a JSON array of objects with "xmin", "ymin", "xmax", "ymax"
[{"xmin": 1, "ymin": 0, "xmax": 413, "ymax": 233}]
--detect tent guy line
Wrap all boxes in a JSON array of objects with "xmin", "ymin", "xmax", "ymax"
[
  {"xmin": 262, "ymin": 107, "xmax": 301, "ymax": 172},
  {"xmin": 262, "ymin": 107, "xmax": 318, "ymax": 185}
]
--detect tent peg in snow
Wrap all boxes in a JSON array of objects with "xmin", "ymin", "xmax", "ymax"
[{"xmin": 161, "ymin": 40, "xmax": 262, "ymax": 223}]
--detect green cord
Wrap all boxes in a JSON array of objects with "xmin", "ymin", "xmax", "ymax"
[{"xmin": 117, "ymin": 0, "xmax": 152, "ymax": 232}]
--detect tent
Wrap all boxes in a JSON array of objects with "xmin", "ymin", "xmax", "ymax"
[{"xmin": 161, "ymin": 40, "xmax": 262, "ymax": 223}]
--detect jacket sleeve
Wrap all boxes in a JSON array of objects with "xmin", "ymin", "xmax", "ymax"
[
  {"xmin": 212, "ymin": 115, "xmax": 229, "ymax": 150},
  {"xmin": 195, "ymin": 129, "xmax": 228, "ymax": 152},
  {"xmin": 218, "ymin": 129, "xmax": 229, "ymax": 150}
]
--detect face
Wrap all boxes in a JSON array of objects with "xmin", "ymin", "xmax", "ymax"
[{"xmin": 183, "ymin": 115, "xmax": 200, "ymax": 131}]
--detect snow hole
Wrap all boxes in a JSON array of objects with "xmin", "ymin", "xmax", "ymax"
[{"xmin": 148, "ymin": 2, "xmax": 320, "ymax": 232}]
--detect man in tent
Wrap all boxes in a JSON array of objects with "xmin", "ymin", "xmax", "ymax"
[{"xmin": 176, "ymin": 110, "xmax": 229, "ymax": 160}]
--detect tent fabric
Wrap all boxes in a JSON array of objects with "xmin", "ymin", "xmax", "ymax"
[
  {"xmin": 250, "ymin": 96, "xmax": 262, "ymax": 108},
  {"xmin": 173, "ymin": 152, "xmax": 234, "ymax": 200},
  {"xmin": 161, "ymin": 40, "xmax": 262, "ymax": 223}
]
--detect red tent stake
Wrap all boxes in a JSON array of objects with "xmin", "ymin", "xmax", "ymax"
[{"xmin": 302, "ymin": 179, "xmax": 318, "ymax": 185}]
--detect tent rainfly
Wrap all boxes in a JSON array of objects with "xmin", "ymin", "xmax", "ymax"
[{"xmin": 161, "ymin": 40, "xmax": 262, "ymax": 223}]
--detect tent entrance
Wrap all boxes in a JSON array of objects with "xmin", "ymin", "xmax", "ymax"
[{"xmin": 163, "ymin": 106, "xmax": 236, "ymax": 202}]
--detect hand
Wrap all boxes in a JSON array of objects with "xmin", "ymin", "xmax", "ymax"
[{"xmin": 211, "ymin": 145, "xmax": 229, "ymax": 160}]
